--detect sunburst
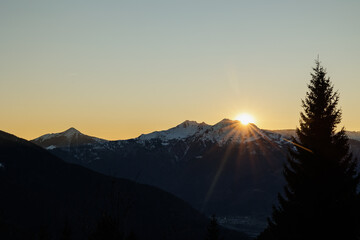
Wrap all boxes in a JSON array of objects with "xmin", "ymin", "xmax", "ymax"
[{"xmin": 235, "ymin": 113, "xmax": 255, "ymax": 125}]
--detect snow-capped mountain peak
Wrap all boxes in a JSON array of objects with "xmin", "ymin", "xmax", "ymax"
[
  {"xmin": 196, "ymin": 119, "xmax": 267, "ymax": 145},
  {"xmin": 138, "ymin": 120, "xmax": 211, "ymax": 141},
  {"xmin": 178, "ymin": 120, "xmax": 199, "ymax": 128},
  {"xmin": 33, "ymin": 127, "xmax": 81, "ymax": 143},
  {"xmin": 211, "ymin": 118, "xmax": 240, "ymax": 130},
  {"xmin": 137, "ymin": 118, "xmax": 278, "ymax": 146},
  {"xmin": 63, "ymin": 127, "xmax": 81, "ymax": 138},
  {"xmin": 31, "ymin": 127, "xmax": 105, "ymax": 149}
]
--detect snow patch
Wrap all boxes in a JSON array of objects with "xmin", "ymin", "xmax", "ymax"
[
  {"xmin": 138, "ymin": 120, "xmax": 211, "ymax": 141},
  {"xmin": 136, "ymin": 119, "xmax": 287, "ymax": 146},
  {"xmin": 197, "ymin": 119, "xmax": 264, "ymax": 145},
  {"xmin": 46, "ymin": 145, "xmax": 57, "ymax": 150},
  {"xmin": 35, "ymin": 133, "xmax": 54, "ymax": 142}
]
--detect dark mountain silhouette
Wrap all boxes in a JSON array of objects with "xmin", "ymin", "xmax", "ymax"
[
  {"xmin": 31, "ymin": 122, "xmax": 360, "ymax": 236},
  {"xmin": 0, "ymin": 130, "xmax": 249, "ymax": 240},
  {"xmin": 31, "ymin": 120, "xmax": 290, "ymax": 236}
]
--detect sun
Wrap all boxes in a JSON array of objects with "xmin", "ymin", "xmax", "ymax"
[{"xmin": 235, "ymin": 113, "xmax": 255, "ymax": 125}]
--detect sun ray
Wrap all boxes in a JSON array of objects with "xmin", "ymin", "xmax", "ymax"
[
  {"xmin": 202, "ymin": 121, "xmax": 314, "ymax": 213},
  {"xmin": 202, "ymin": 121, "xmax": 257, "ymax": 211}
]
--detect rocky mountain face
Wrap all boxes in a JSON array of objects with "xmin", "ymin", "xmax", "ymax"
[{"xmin": 31, "ymin": 121, "xmax": 360, "ymax": 236}]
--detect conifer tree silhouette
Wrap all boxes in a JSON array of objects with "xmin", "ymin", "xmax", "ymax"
[
  {"xmin": 88, "ymin": 214, "xmax": 123, "ymax": 240},
  {"xmin": 205, "ymin": 214, "xmax": 222, "ymax": 240},
  {"xmin": 60, "ymin": 219, "xmax": 72, "ymax": 240},
  {"xmin": 258, "ymin": 60, "xmax": 360, "ymax": 240}
]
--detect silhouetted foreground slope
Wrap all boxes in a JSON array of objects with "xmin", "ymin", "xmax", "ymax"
[{"xmin": 0, "ymin": 130, "xmax": 249, "ymax": 240}]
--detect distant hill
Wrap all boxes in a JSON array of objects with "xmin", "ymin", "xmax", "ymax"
[
  {"xmin": 0, "ymin": 130, "xmax": 249, "ymax": 240},
  {"xmin": 272, "ymin": 129, "xmax": 360, "ymax": 142}
]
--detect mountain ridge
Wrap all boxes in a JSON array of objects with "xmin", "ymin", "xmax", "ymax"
[
  {"xmin": 32, "ymin": 119, "xmax": 290, "ymax": 149},
  {"xmin": 31, "ymin": 120, "xmax": 292, "ymax": 236},
  {"xmin": 29, "ymin": 121, "xmax": 360, "ymax": 237},
  {"xmin": 0, "ymin": 130, "xmax": 249, "ymax": 239},
  {"xmin": 32, "ymin": 121, "xmax": 360, "ymax": 147}
]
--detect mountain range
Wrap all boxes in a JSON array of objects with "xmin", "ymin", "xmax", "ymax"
[
  {"xmin": 31, "ymin": 119, "xmax": 360, "ymax": 236},
  {"xmin": 0, "ymin": 130, "xmax": 249, "ymax": 240}
]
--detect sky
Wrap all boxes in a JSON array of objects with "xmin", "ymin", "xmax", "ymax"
[{"xmin": 1, "ymin": 0, "xmax": 360, "ymax": 140}]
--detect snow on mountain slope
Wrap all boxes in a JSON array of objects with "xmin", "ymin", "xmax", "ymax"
[
  {"xmin": 34, "ymin": 127, "xmax": 80, "ymax": 142},
  {"xmin": 36, "ymin": 121, "xmax": 360, "ymax": 152},
  {"xmin": 136, "ymin": 120, "xmax": 359, "ymax": 148},
  {"xmin": 31, "ymin": 123, "xmax": 360, "ymax": 148},
  {"xmin": 32, "ymin": 120, "xmax": 289, "ymax": 150},
  {"xmin": 197, "ymin": 119, "xmax": 263, "ymax": 144},
  {"xmin": 138, "ymin": 119, "xmax": 286, "ymax": 146},
  {"xmin": 32, "ymin": 127, "xmax": 106, "ymax": 148},
  {"xmin": 138, "ymin": 120, "xmax": 210, "ymax": 141}
]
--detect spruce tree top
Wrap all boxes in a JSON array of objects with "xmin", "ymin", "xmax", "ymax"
[
  {"xmin": 297, "ymin": 60, "xmax": 343, "ymax": 155},
  {"xmin": 257, "ymin": 60, "xmax": 360, "ymax": 240},
  {"xmin": 293, "ymin": 60, "xmax": 356, "ymax": 173}
]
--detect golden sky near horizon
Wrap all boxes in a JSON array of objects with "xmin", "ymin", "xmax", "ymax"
[{"xmin": 1, "ymin": 1, "xmax": 360, "ymax": 140}]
